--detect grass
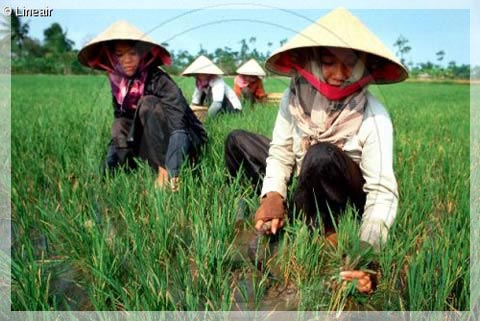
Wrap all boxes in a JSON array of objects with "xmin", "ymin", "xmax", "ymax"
[{"xmin": 10, "ymin": 75, "xmax": 469, "ymax": 312}]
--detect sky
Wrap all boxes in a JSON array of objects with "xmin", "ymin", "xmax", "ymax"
[{"xmin": 5, "ymin": 1, "xmax": 480, "ymax": 66}]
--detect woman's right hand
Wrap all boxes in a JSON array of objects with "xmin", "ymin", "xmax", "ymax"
[
  {"xmin": 340, "ymin": 270, "xmax": 375, "ymax": 294},
  {"xmin": 254, "ymin": 192, "xmax": 286, "ymax": 235}
]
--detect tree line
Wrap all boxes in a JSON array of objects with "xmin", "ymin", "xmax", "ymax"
[
  {"xmin": 4, "ymin": 14, "xmax": 479, "ymax": 80},
  {"xmin": 393, "ymin": 35, "xmax": 474, "ymax": 80}
]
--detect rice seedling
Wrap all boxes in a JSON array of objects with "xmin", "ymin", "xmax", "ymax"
[{"xmin": 10, "ymin": 75, "xmax": 469, "ymax": 312}]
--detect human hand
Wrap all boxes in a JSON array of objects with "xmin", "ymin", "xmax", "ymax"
[
  {"xmin": 339, "ymin": 270, "xmax": 374, "ymax": 294},
  {"xmin": 254, "ymin": 192, "xmax": 285, "ymax": 235},
  {"xmin": 155, "ymin": 167, "xmax": 179, "ymax": 192},
  {"xmin": 170, "ymin": 177, "xmax": 180, "ymax": 192},
  {"xmin": 155, "ymin": 166, "xmax": 169, "ymax": 189},
  {"xmin": 255, "ymin": 218, "xmax": 284, "ymax": 235}
]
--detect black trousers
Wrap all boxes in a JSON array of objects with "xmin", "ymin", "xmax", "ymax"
[
  {"xmin": 225, "ymin": 129, "xmax": 366, "ymax": 232},
  {"xmin": 104, "ymin": 95, "xmax": 189, "ymax": 174},
  {"xmin": 200, "ymin": 91, "xmax": 238, "ymax": 114},
  {"xmin": 240, "ymin": 87, "xmax": 256, "ymax": 105}
]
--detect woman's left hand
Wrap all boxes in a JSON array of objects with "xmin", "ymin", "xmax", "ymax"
[{"xmin": 339, "ymin": 270, "xmax": 374, "ymax": 294}]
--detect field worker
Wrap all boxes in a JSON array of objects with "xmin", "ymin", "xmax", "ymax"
[
  {"xmin": 234, "ymin": 58, "xmax": 267, "ymax": 105},
  {"xmin": 78, "ymin": 21, "xmax": 207, "ymax": 190},
  {"xmin": 225, "ymin": 7, "xmax": 408, "ymax": 294},
  {"xmin": 182, "ymin": 55, "xmax": 242, "ymax": 118}
]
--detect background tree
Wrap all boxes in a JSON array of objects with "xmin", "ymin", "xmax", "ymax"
[
  {"xmin": 266, "ymin": 41, "xmax": 273, "ymax": 57},
  {"xmin": 449, "ymin": 63, "xmax": 470, "ymax": 80},
  {"xmin": 167, "ymin": 49, "xmax": 194, "ymax": 74},
  {"xmin": 436, "ymin": 50, "xmax": 445, "ymax": 64},
  {"xmin": 239, "ymin": 39, "xmax": 249, "ymax": 63},
  {"xmin": 214, "ymin": 46, "xmax": 238, "ymax": 74},
  {"xmin": 10, "ymin": 12, "xmax": 30, "ymax": 58},
  {"xmin": 445, "ymin": 60, "xmax": 456, "ymax": 78},
  {"xmin": 23, "ymin": 38, "xmax": 44, "ymax": 58},
  {"xmin": 248, "ymin": 36, "xmax": 262, "ymax": 62},
  {"xmin": 393, "ymin": 35, "xmax": 411, "ymax": 66},
  {"xmin": 43, "ymin": 23, "xmax": 74, "ymax": 54},
  {"xmin": 43, "ymin": 23, "xmax": 75, "ymax": 74},
  {"xmin": 197, "ymin": 45, "xmax": 213, "ymax": 60},
  {"xmin": 472, "ymin": 65, "xmax": 480, "ymax": 80}
]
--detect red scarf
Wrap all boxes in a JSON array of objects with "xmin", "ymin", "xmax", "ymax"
[
  {"xmin": 293, "ymin": 65, "xmax": 373, "ymax": 101},
  {"xmin": 274, "ymin": 53, "xmax": 373, "ymax": 101}
]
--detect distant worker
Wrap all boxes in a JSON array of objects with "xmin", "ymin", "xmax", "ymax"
[
  {"xmin": 234, "ymin": 58, "xmax": 267, "ymax": 105},
  {"xmin": 182, "ymin": 55, "xmax": 242, "ymax": 118}
]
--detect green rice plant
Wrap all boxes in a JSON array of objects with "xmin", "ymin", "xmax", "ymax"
[
  {"xmin": 276, "ymin": 221, "xmax": 329, "ymax": 311},
  {"xmin": 10, "ymin": 75, "xmax": 470, "ymax": 311},
  {"xmin": 325, "ymin": 208, "xmax": 377, "ymax": 312},
  {"xmin": 11, "ymin": 241, "xmax": 51, "ymax": 310}
]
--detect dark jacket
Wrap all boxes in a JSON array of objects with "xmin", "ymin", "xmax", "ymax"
[{"xmin": 112, "ymin": 66, "xmax": 208, "ymax": 154}]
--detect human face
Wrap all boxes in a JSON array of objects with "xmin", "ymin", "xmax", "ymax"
[
  {"xmin": 244, "ymin": 75, "xmax": 258, "ymax": 83},
  {"xmin": 114, "ymin": 42, "xmax": 140, "ymax": 77},
  {"xmin": 197, "ymin": 74, "xmax": 210, "ymax": 81},
  {"xmin": 320, "ymin": 47, "xmax": 359, "ymax": 86}
]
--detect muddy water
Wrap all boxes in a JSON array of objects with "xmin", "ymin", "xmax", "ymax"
[
  {"xmin": 230, "ymin": 225, "xmax": 299, "ymax": 311},
  {"xmin": 32, "ymin": 220, "xmax": 298, "ymax": 311},
  {"xmin": 48, "ymin": 263, "xmax": 93, "ymax": 310},
  {"xmin": 19, "ymin": 231, "xmax": 94, "ymax": 310}
]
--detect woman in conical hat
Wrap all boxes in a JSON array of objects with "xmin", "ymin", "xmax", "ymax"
[
  {"xmin": 78, "ymin": 20, "xmax": 207, "ymax": 190},
  {"xmin": 234, "ymin": 58, "xmax": 267, "ymax": 105},
  {"xmin": 182, "ymin": 55, "xmax": 242, "ymax": 118},
  {"xmin": 225, "ymin": 8, "xmax": 408, "ymax": 293}
]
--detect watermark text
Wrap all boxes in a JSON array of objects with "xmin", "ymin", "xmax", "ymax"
[{"xmin": 3, "ymin": 6, "xmax": 53, "ymax": 17}]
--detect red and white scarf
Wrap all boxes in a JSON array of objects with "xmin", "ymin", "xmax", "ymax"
[
  {"xmin": 287, "ymin": 49, "xmax": 370, "ymax": 149},
  {"xmin": 289, "ymin": 78, "xmax": 368, "ymax": 150}
]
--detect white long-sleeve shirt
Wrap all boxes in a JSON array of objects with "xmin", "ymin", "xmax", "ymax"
[
  {"xmin": 261, "ymin": 88, "xmax": 398, "ymax": 249},
  {"xmin": 191, "ymin": 77, "xmax": 242, "ymax": 110}
]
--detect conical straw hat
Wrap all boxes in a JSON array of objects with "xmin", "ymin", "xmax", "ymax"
[
  {"xmin": 266, "ymin": 8, "xmax": 408, "ymax": 83},
  {"xmin": 181, "ymin": 55, "xmax": 224, "ymax": 76},
  {"xmin": 78, "ymin": 20, "xmax": 171, "ymax": 69},
  {"xmin": 236, "ymin": 59, "xmax": 266, "ymax": 77}
]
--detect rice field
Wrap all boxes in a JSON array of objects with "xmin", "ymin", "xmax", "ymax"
[{"xmin": 9, "ymin": 74, "xmax": 469, "ymax": 312}]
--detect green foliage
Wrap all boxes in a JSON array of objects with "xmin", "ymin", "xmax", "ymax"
[
  {"xmin": 10, "ymin": 74, "xmax": 469, "ymax": 312},
  {"xmin": 393, "ymin": 35, "xmax": 411, "ymax": 66},
  {"xmin": 9, "ymin": 15, "xmax": 476, "ymax": 80},
  {"xmin": 10, "ymin": 12, "xmax": 30, "ymax": 58},
  {"xmin": 43, "ymin": 23, "xmax": 74, "ymax": 54},
  {"xmin": 409, "ymin": 61, "xmax": 471, "ymax": 80},
  {"xmin": 436, "ymin": 50, "xmax": 445, "ymax": 62},
  {"xmin": 392, "ymin": 35, "xmax": 471, "ymax": 80}
]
